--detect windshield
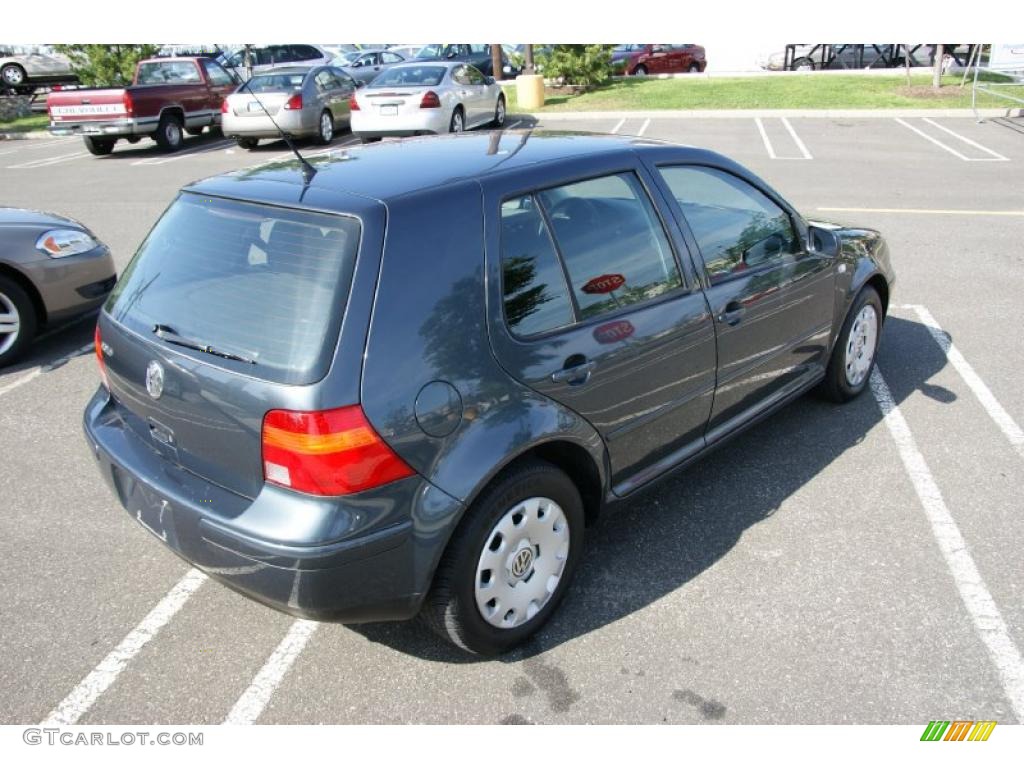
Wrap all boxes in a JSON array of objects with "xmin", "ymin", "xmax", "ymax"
[
  {"xmin": 244, "ymin": 72, "xmax": 307, "ymax": 92},
  {"xmin": 106, "ymin": 194, "xmax": 361, "ymax": 385},
  {"xmin": 368, "ymin": 65, "xmax": 447, "ymax": 87}
]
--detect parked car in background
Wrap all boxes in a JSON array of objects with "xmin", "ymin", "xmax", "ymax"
[
  {"xmin": 222, "ymin": 66, "xmax": 357, "ymax": 148},
  {"xmin": 1, "ymin": 49, "xmax": 77, "ymax": 93},
  {"xmin": 758, "ymin": 44, "xmax": 936, "ymax": 71},
  {"xmin": 349, "ymin": 61, "xmax": 505, "ymax": 141},
  {"xmin": 387, "ymin": 44, "xmax": 428, "ymax": 60},
  {"xmin": 84, "ymin": 131, "xmax": 893, "ymax": 655},
  {"xmin": 219, "ymin": 45, "xmax": 332, "ymax": 81},
  {"xmin": 614, "ymin": 44, "xmax": 707, "ymax": 76},
  {"xmin": 47, "ymin": 57, "xmax": 238, "ymax": 155},
  {"xmin": 0, "ymin": 208, "xmax": 115, "ymax": 367},
  {"xmin": 337, "ymin": 49, "xmax": 406, "ymax": 84},
  {"xmin": 412, "ymin": 44, "xmax": 517, "ymax": 78}
]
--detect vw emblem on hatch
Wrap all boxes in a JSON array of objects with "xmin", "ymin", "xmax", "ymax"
[
  {"xmin": 510, "ymin": 548, "xmax": 534, "ymax": 579},
  {"xmin": 145, "ymin": 361, "xmax": 165, "ymax": 400}
]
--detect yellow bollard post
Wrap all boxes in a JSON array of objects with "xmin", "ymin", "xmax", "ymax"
[{"xmin": 515, "ymin": 74, "xmax": 545, "ymax": 110}]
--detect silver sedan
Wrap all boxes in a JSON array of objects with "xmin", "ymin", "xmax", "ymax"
[
  {"xmin": 350, "ymin": 61, "xmax": 506, "ymax": 142},
  {"xmin": 221, "ymin": 66, "xmax": 358, "ymax": 149}
]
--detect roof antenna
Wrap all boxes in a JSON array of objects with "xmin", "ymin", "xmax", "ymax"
[{"xmin": 238, "ymin": 73, "xmax": 317, "ymax": 184}]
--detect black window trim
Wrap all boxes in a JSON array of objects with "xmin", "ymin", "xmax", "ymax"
[
  {"xmin": 496, "ymin": 168, "xmax": 693, "ymax": 343},
  {"xmin": 654, "ymin": 161, "xmax": 808, "ymax": 289}
]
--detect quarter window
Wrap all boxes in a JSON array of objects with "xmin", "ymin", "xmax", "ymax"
[
  {"xmin": 537, "ymin": 173, "xmax": 682, "ymax": 321},
  {"xmin": 659, "ymin": 166, "xmax": 800, "ymax": 284},
  {"xmin": 500, "ymin": 196, "xmax": 574, "ymax": 337}
]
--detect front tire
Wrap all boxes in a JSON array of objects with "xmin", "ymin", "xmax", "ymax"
[
  {"xmin": 1, "ymin": 63, "xmax": 26, "ymax": 88},
  {"xmin": 633, "ymin": 64, "xmax": 648, "ymax": 76},
  {"xmin": 83, "ymin": 136, "xmax": 115, "ymax": 156},
  {"xmin": 449, "ymin": 106, "xmax": 465, "ymax": 134},
  {"xmin": 422, "ymin": 459, "xmax": 585, "ymax": 655},
  {"xmin": 0, "ymin": 276, "xmax": 38, "ymax": 368},
  {"xmin": 492, "ymin": 94, "xmax": 506, "ymax": 127},
  {"xmin": 819, "ymin": 286, "xmax": 883, "ymax": 402},
  {"xmin": 154, "ymin": 113, "xmax": 184, "ymax": 152}
]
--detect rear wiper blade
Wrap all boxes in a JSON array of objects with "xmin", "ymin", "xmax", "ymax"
[{"xmin": 152, "ymin": 324, "xmax": 256, "ymax": 365}]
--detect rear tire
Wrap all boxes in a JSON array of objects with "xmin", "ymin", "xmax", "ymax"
[
  {"xmin": 0, "ymin": 275, "xmax": 38, "ymax": 368},
  {"xmin": 818, "ymin": 286, "xmax": 883, "ymax": 403},
  {"xmin": 154, "ymin": 113, "xmax": 184, "ymax": 152},
  {"xmin": 792, "ymin": 57, "xmax": 816, "ymax": 71},
  {"xmin": 422, "ymin": 459, "xmax": 585, "ymax": 655},
  {"xmin": 316, "ymin": 109, "xmax": 334, "ymax": 145},
  {"xmin": 236, "ymin": 137, "xmax": 259, "ymax": 150},
  {"xmin": 633, "ymin": 64, "xmax": 648, "ymax": 76},
  {"xmin": 83, "ymin": 136, "xmax": 115, "ymax": 156},
  {"xmin": 687, "ymin": 62, "xmax": 701, "ymax": 73},
  {"xmin": 185, "ymin": 126, "xmax": 204, "ymax": 137},
  {"xmin": 1, "ymin": 63, "xmax": 26, "ymax": 88},
  {"xmin": 449, "ymin": 106, "xmax": 465, "ymax": 134}
]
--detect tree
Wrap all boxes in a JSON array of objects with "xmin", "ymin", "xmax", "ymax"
[
  {"xmin": 932, "ymin": 44, "xmax": 945, "ymax": 90},
  {"xmin": 52, "ymin": 44, "xmax": 161, "ymax": 87},
  {"xmin": 491, "ymin": 44, "xmax": 503, "ymax": 81},
  {"xmin": 538, "ymin": 45, "xmax": 614, "ymax": 88}
]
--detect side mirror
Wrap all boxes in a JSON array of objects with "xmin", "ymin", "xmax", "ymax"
[
  {"xmin": 808, "ymin": 225, "xmax": 841, "ymax": 257},
  {"xmin": 485, "ymin": 76, "xmax": 496, "ymax": 85}
]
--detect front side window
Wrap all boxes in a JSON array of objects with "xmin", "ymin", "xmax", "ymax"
[
  {"xmin": 659, "ymin": 166, "xmax": 800, "ymax": 284},
  {"xmin": 500, "ymin": 196, "xmax": 574, "ymax": 337},
  {"xmin": 381, "ymin": 52, "xmax": 403, "ymax": 64},
  {"xmin": 537, "ymin": 173, "xmax": 682, "ymax": 321},
  {"xmin": 205, "ymin": 61, "xmax": 234, "ymax": 86},
  {"xmin": 464, "ymin": 66, "xmax": 485, "ymax": 85}
]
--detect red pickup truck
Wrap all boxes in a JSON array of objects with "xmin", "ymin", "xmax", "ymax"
[{"xmin": 47, "ymin": 57, "xmax": 239, "ymax": 155}]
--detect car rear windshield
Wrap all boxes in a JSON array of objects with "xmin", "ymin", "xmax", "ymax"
[
  {"xmin": 105, "ymin": 193, "xmax": 361, "ymax": 385},
  {"xmin": 136, "ymin": 61, "xmax": 202, "ymax": 85},
  {"xmin": 370, "ymin": 65, "xmax": 447, "ymax": 87},
  {"xmin": 245, "ymin": 72, "xmax": 307, "ymax": 92}
]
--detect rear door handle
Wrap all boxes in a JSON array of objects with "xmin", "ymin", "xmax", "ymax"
[
  {"xmin": 551, "ymin": 360, "xmax": 595, "ymax": 385},
  {"xmin": 718, "ymin": 302, "xmax": 746, "ymax": 326}
]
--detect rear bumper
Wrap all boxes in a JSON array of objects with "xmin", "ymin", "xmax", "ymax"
[
  {"xmin": 49, "ymin": 117, "xmax": 156, "ymax": 138},
  {"xmin": 222, "ymin": 110, "xmax": 319, "ymax": 139},
  {"xmin": 350, "ymin": 109, "xmax": 449, "ymax": 138},
  {"xmin": 82, "ymin": 389, "xmax": 465, "ymax": 623}
]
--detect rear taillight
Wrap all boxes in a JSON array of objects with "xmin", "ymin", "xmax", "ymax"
[
  {"xmin": 420, "ymin": 91, "xmax": 441, "ymax": 109},
  {"xmin": 94, "ymin": 324, "xmax": 109, "ymax": 390},
  {"xmin": 262, "ymin": 405, "xmax": 414, "ymax": 496},
  {"xmin": 220, "ymin": 98, "xmax": 230, "ymax": 114},
  {"xmin": 284, "ymin": 93, "xmax": 303, "ymax": 110},
  {"xmin": 122, "ymin": 92, "xmax": 134, "ymax": 117},
  {"xmin": 348, "ymin": 93, "xmax": 360, "ymax": 111}
]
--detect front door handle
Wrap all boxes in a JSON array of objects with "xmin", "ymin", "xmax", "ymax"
[
  {"xmin": 551, "ymin": 358, "xmax": 595, "ymax": 385},
  {"xmin": 718, "ymin": 301, "xmax": 746, "ymax": 326}
]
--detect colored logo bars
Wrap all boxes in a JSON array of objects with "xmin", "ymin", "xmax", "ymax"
[{"xmin": 920, "ymin": 720, "xmax": 997, "ymax": 741}]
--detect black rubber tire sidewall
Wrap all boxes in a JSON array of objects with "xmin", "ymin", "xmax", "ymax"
[
  {"xmin": 493, "ymin": 95, "xmax": 506, "ymax": 127},
  {"xmin": 0, "ymin": 275, "xmax": 38, "ymax": 368},
  {"xmin": 422, "ymin": 460, "xmax": 585, "ymax": 656},
  {"xmin": 83, "ymin": 136, "xmax": 115, "ymax": 155},
  {"xmin": 154, "ymin": 114, "xmax": 183, "ymax": 152},
  {"xmin": 820, "ymin": 286, "xmax": 883, "ymax": 402},
  {"xmin": 634, "ymin": 65, "xmax": 648, "ymax": 76}
]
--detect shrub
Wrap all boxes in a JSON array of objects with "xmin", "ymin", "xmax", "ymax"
[{"xmin": 537, "ymin": 45, "xmax": 614, "ymax": 87}]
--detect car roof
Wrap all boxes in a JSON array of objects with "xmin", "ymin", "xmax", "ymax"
[
  {"xmin": 253, "ymin": 66, "xmax": 314, "ymax": 75},
  {"xmin": 185, "ymin": 131, "xmax": 729, "ymax": 205}
]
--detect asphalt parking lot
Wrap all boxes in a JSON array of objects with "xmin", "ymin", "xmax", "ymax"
[{"xmin": 1, "ymin": 112, "xmax": 1022, "ymax": 725}]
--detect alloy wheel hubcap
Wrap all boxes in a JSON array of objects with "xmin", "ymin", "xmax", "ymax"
[
  {"xmin": 475, "ymin": 496, "xmax": 570, "ymax": 629},
  {"xmin": 322, "ymin": 113, "xmax": 332, "ymax": 141},
  {"xmin": 453, "ymin": 113, "xmax": 463, "ymax": 132},
  {"xmin": 845, "ymin": 305, "xmax": 878, "ymax": 386},
  {"xmin": 497, "ymin": 100, "xmax": 505, "ymax": 124},
  {"xmin": 168, "ymin": 123, "xmax": 181, "ymax": 144},
  {"xmin": 0, "ymin": 292, "xmax": 21, "ymax": 355},
  {"xmin": 4, "ymin": 67, "xmax": 23, "ymax": 84}
]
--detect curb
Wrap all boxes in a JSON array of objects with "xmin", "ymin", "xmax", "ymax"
[
  {"xmin": 0, "ymin": 130, "xmax": 54, "ymax": 141},
  {"xmin": 509, "ymin": 108, "xmax": 1024, "ymax": 120}
]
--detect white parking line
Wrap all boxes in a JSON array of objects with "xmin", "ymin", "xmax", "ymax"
[
  {"xmin": 610, "ymin": 118, "xmax": 625, "ymax": 134},
  {"xmin": 895, "ymin": 118, "xmax": 1008, "ymax": 162},
  {"xmin": 223, "ymin": 619, "xmax": 318, "ymax": 724},
  {"xmin": 781, "ymin": 117, "xmax": 812, "ymax": 160},
  {"xmin": 901, "ymin": 304, "xmax": 1024, "ymax": 460},
  {"xmin": 637, "ymin": 118, "xmax": 650, "ymax": 136},
  {"xmin": 6, "ymin": 150, "xmax": 90, "ymax": 169},
  {"xmin": 870, "ymin": 369, "xmax": 1024, "ymax": 723},
  {"xmin": 921, "ymin": 118, "xmax": 1009, "ymax": 161},
  {"xmin": 41, "ymin": 569, "xmax": 207, "ymax": 725},
  {"xmin": 754, "ymin": 117, "xmax": 777, "ymax": 159},
  {"xmin": 0, "ymin": 341, "xmax": 93, "ymax": 397},
  {"xmin": 131, "ymin": 140, "xmax": 234, "ymax": 166}
]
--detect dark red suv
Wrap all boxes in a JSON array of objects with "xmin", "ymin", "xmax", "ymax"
[{"xmin": 613, "ymin": 44, "xmax": 707, "ymax": 76}]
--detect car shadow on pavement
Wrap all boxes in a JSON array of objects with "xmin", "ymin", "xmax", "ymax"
[
  {"xmin": 347, "ymin": 314, "xmax": 955, "ymax": 662},
  {"xmin": 0, "ymin": 312, "xmax": 96, "ymax": 383}
]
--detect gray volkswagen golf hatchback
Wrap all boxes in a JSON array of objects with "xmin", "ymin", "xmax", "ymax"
[{"xmin": 85, "ymin": 132, "xmax": 894, "ymax": 655}]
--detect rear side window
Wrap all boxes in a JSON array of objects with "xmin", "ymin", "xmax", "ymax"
[
  {"xmin": 537, "ymin": 173, "xmax": 682, "ymax": 321},
  {"xmin": 659, "ymin": 166, "xmax": 800, "ymax": 284},
  {"xmin": 106, "ymin": 194, "xmax": 361, "ymax": 385},
  {"xmin": 205, "ymin": 61, "xmax": 234, "ymax": 86},
  {"xmin": 136, "ymin": 61, "xmax": 201, "ymax": 84},
  {"xmin": 500, "ymin": 197, "xmax": 573, "ymax": 337}
]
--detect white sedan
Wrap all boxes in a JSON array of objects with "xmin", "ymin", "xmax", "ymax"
[{"xmin": 350, "ymin": 61, "xmax": 506, "ymax": 142}]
